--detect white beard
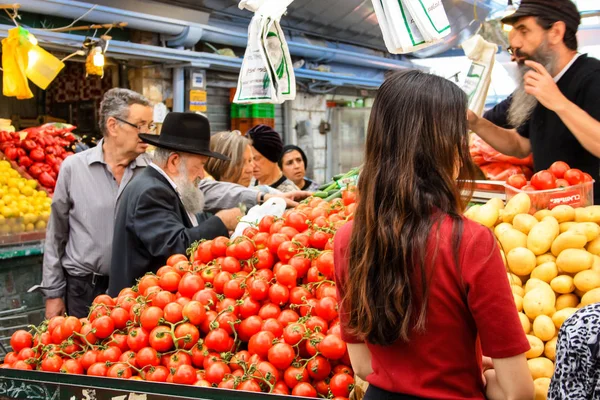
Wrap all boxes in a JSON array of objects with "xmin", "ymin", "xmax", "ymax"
[
  {"xmin": 508, "ymin": 41, "xmax": 558, "ymax": 129},
  {"xmin": 174, "ymin": 161, "xmax": 205, "ymax": 215}
]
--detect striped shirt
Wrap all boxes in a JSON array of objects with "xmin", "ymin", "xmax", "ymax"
[{"xmin": 42, "ymin": 140, "xmax": 150, "ymax": 298}]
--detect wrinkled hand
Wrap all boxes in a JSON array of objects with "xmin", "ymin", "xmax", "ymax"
[
  {"xmin": 216, "ymin": 208, "xmax": 243, "ymax": 231},
  {"xmin": 45, "ymin": 297, "xmax": 65, "ymax": 319},
  {"xmin": 523, "ymin": 60, "xmax": 569, "ymax": 112}
]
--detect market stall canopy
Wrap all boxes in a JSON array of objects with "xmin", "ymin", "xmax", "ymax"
[{"xmin": 171, "ymin": 0, "xmax": 507, "ymax": 57}]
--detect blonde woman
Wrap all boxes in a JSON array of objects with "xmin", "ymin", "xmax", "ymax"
[{"xmin": 205, "ymin": 130, "xmax": 254, "ymax": 187}]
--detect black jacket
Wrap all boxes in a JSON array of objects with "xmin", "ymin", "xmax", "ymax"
[{"xmin": 108, "ymin": 167, "xmax": 228, "ymax": 296}]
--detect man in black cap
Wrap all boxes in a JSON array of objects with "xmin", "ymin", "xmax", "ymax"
[
  {"xmin": 108, "ymin": 112, "xmax": 242, "ymax": 295},
  {"xmin": 469, "ymin": 0, "xmax": 600, "ymax": 203},
  {"xmin": 248, "ymin": 124, "xmax": 299, "ymax": 193}
]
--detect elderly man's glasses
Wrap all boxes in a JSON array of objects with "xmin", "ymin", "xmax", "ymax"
[{"xmin": 115, "ymin": 117, "xmax": 157, "ymax": 134}]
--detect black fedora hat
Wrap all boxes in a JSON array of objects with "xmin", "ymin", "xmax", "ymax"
[{"xmin": 139, "ymin": 112, "xmax": 229, "ymax": 161}]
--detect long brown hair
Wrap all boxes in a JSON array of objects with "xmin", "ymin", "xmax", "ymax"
[{"xmin": 343, "ymin": 70, "xmax": 476, "ymax": 346}]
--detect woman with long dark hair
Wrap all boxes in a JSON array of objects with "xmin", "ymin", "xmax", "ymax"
[{"xmin": 334, "ymin": 70, "xmax": 534, "ymax": 400}]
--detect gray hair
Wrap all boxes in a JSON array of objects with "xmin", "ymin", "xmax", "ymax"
[
  {"xmin": 98, "ymin": 88, "xmax": 151, "ymax": 136},
  {"xmin": 153, "ymin": 147, "xmax": 177, "ymax": 166},
  {"xmin": 204, "ymin": 131, "xmax": 252, "ymax": 182}
]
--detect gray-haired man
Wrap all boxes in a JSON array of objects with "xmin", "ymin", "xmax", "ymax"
[{"xmin": 42, "ymin": 88, "xmax": 155, "ymax": 318}]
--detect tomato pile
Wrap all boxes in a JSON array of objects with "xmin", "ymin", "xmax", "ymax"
[
  {"xmin": 506, "ymin": 161, "xmax": 593, "ymax": 192},
  {"xmin": 0, "ymin": 124, "xmax": 77, "ymax": 193},
  {"xmin": 1, "ymin": 189, "xmax": 359, "ymax": 399}
]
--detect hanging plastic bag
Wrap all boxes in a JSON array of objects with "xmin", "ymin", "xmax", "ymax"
[
  {"xmin": 380, "ymin": 0, "xmax": 430, "ymax": 53},
  {"xmin": 461, "ymin": 35, "xmax": 497, "ymax": 116},
  {"xmin": 402, "ymin": 0, "xmax": 451, "ymax": 42},
  {"xmin": 26, "ymin": 42, "xmax": 65, "ymax": 89},
  {"xmin": 2, "ymin": 27, "xmax": 33, "ymax": 99},
  {"xmin": 231, "ymin": 197, "xmax": 287, "ymax": 239},
  {"xmin": 262, "ymin": 8, "xmax": 295, "ymax": 102},
  {"xmin": 234, "ymin": 0, "xmax": 295, "ymax": 104}
]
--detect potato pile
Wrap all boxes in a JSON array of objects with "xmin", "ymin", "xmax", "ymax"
[{"xmin": 466, "ymin": 194, "xmax": 600, "ymax": 400}]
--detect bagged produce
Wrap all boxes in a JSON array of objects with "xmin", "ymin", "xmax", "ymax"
[
  {"xmin": 230, "ymin": 196, "xmax": 287, "ymax": 239},
  {"xmin": 371, "ymin": 0, "xmax": 450, "ymax": 54},
  {"xmin": 234, "ymin": 0, "xmax": 295, "ymax": 104},
  {"xmin": 461, "ymin": 35, "xmax": 497, "ymax": 116},
  {"xmin": 2, "ymin": 27, "xmax": 34, "ymax": 99},
  {"xmin": 470, "ymin": 134, "xmax": 534, "ymax": 166}
]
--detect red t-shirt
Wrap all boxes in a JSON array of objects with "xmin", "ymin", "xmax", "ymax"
[{"xmin": 334, "ymin": 216, "xmax": 530, "ymax": 399}]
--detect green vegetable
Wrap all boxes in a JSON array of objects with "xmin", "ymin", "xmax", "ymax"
[
  {"xmin": 313, "ymin": 191, "xmax": 329, "ymax": 199},
  {"xmin": 324, "ymin": 190, "xmax": 342, "ymax": 202}
]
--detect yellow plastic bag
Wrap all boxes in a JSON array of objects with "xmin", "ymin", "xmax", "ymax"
[
  {"xmin": 26, "ymin": 43, "xmax": 64, "ymax": 90},
  {"xmin": 2, "ymin": 27, "xmax": 33, "ymax": 99}
]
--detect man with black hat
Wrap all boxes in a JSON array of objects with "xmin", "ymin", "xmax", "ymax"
[
  {"xmin": 248, "ymin": 124, "xmax": 299, "ymax": 193},
  {"xmin": 468, "ymin": 0, "xmax": 600, "ymax": 203},
  {"xmin": 108, "ymin": 112, "xmax": 242, "ymax": 295}
]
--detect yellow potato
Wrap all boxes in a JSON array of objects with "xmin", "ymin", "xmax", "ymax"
[
  {"xmin": 503, "ymin": 193, "xmax": 532, "ymax": 223},
  {"xmin": 544, "ymin": 337, "xmax": 558, "ymax": 361},
  {"xmin": 550, "ymin": 231, "xmax": 588, "ymax": 257},
  {"xmin": 464, "ymin": 205, "xmax": 479, "ymax": 220},
  {"xmin": 524, "ymin": 288, "xmax": 556, "ymax": 319},
  {"xmin": 499, "ymin": 228, "xmax": 528, "ymax": 255},
  {"xmin": 528, "ymin": 218, "xmax": 559, "ymax": 256},
  {"xmin": 471, "ymin": 203, "xmax": 499, "ymax": 228},
  {"xmin": 530, "ymin": 262, "xmax": 558, "ymax": 283},
  {"xmin": 486, "ymin": 197, "xmax": 505, "ymax": 211},
  {"xmin": 495, "ymin": 222, "xmax": 514, "ymax": 238},
  {"xmin": 574, "ymin": 206, "xmax": 600, "ymax": 223},
  {"xmin": 555, "ymin": 294, "xmax": 579, "ymax": 310},
  {"xmin": 574, "ymin": 270, "xmax": 600, "ymax": 292},
  {"xmin": 507, "ymin": 247, "xmax": 537, "ymax": 276},
  {"xmin": 559, "ymin": 221, "xmax": 578, "ymax": 234},
  {"xmin": 574, "ymin": 288, "xmax": 587, "ymax": 299},
  {"xmin": 550, "ymin": 205, "xmax": 575, "ymax": 223},
  {"xmin": 513, "ymin": 214, "xmax": 539, "ymax": 235},
  {"xmin": 519, "ymin": 312, "xmax": 531, "ymax": 334},
  {"xmin": 581, "ymin": 287, "xmax": 600, "ymax": 307},
  {"xmin": 536, "ymin": 253, "xmax": 556, "ymax": 266},
  {"xmin": 512, "ymin": 285, "xmax": 525, "ymax": 297},
  {"xmin": 550, "ymin": 275, "xmax": 576, "ymax": 294},
  {"xmin": 514, "ymin": 293, "xmax": 524, "ymax": 312},
  {"xmin": 534, "ymin": 209, "xmax": 552, "ymax": 221},
  {"xmin": 568, "ymin": 222, "xmax": 600, "ymax": 242},
  {"xmin": 525, "ymin": 335, "xmax": 544, "ymax": 359},
  {"xmin": 527, "ymin": 357, "xmax": 554, "ymax": 380},
  {"xmin": 532, "ymin": 315, "xmax": 556, "ymax": 341},
  {"xmin": 556, "ymin": 248, "xmax": 593, "ymax": 273},
  {"xmin": 552, "ymin": 307, "xmax": 578, "ymax": 329},
  {"xmin": 587, "ymin": 236, "xmax": 600, "ymax": 256},
  {"xmin": 508, "ymin": 272, "xmax": 523, "ymax": 287},
  {"xmin": 525, "ymin": 278, "xmax": 553, "ymax": 295},
  {"xmin": 534, "ymin": 377, "xmax": 551, "ymax": 400},
  {"xmin": 593, "ymin": 256, "xmax": 600, "ymax": 273}
]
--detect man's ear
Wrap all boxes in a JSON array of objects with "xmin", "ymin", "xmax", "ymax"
[
  {"xmin": 166, "ymin": 152, "xmax": 181, "ymax": 173},
  {"xmin": 549, "ymin": 21, "xmax": 567, "ymax": 46},
  {"xmin": 106, "ymin": 117, "xmax": 119, "ymax": 137}
]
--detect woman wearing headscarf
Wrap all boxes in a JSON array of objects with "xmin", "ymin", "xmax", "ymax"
[
  {"xmin": 247, "ymin": 124, "xmax": 298, "ymax": 193},
  {"xmin": 279, "ymin": 145, "xmax": 320, "ymax": 192}
]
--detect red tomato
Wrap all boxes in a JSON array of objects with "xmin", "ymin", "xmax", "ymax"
[
  {"xmin": 248, "ymin": 331, "xmax": 276, "ymax": 359},
  {"xmin": 109, "ymin": 307, "xmax": 130, "ymax": 330},
  {"xmin": 140, "ymin": 306, "xmax": 163, "ymax": 331},
  {"xmin": 204, "ymin": 361, "xmax": 231, "ymax": 384},
  {"xmin": 145, "ymin": 365, "xmax": 170, "ymax": 382},
  {"xmin": 97, "ymin": 346, "xmax": 122, "ymax": 363},
  {"xmin": 41, "ymin": 354, "xmax": 63, "ymax": 372},
  {"xmin": 267, "ymin": 342, "xmax": 296, "ymax": 370},
  {"xmin": 284, "ymin": 366, "xmax": 310, "ymax": 389},
  {"xmin": 317, "ymin": 334, "xmax": 347, "ymax": 360},
  {"xmin": 210, "ymin": 237, "xmax": 229, "ymax": 257},
  {"xmin": 531, "ymin": 170, "xmax": 556, "ymax": 190},
  {"xmin": 506, "ymin": 174, "xmax": 528, "ymax": 189},
  {"xmin": 174, "ymin": 323, "xmax": 200, "ymax": 350},
  {"xmin": 107, "ymin": 363, "xmax": 132, "ymax": 379},
  {"xmin": 87, "ymin": 362, "xmax": 109, "ymax": 377},
  {"xmin": 292, "ymin": 382, "xmax": 318, "ymax": 397},
  {"xmin": 136, "ymin": 347, "xmax": 161, "ymax": 368},
  {"xmin": 182, "ymin": 300, "xmax": 206, "ymax": 325},
  {"xmin": 330, "ymin": 372, "xmax": 355, "ymax": 397},
  {"xmin": 10, "ymin": 330, "xmax": 32, "ymax": 352},
  {"xmin": 307, "ymin": 355, "xmax": 331, "ymax": 380},
  {"xmin": 555, "ymin": 178, "xmax": 570, "ymax": 188},
  {"xmin": 564, "ymin": 168, "xmax": 585, "ymax": 186},
  {"xmin": 204, "ymin": 328, "xmax": 232, "ymax": 353},
  {"xmin": 238, "ymin": 316, "xmax": 263, "ymax": 342},
  {"xmin": 159, "ymin": 271, "xmax": 181, "ymax": 292},
  {"xmin": 167, "ymin": 254, "xmax": 188, "ymax": 266},
  {"xmin": 163, "ymin": 302, "xmax": 184, "ymax": 323},
  {"xmin": 127, "ymin": 327, "xmax": 150, "ymax": 352},
  {"xmin": 549, "ymin": 161, "xmax": 570, "ymax": 179},
  {"xmin": 149, "ymin": 326, "xmax": 174, "ymax": 352},
  {"xmin": 138, "ymin": 275, "xmax": 160, "ymax": 296},
  {"xmin": 275, "ymin": 264, "xmax": 298, "ymax": 288},
  {"xmin": 521, "ymin": 184, "xmax": 536, "ymax": 192},
  {"xmin": 91, "ymin": 315, "xmax": 114, "ymax": 339},
  {"xmin": 80, "ymin": 350, "xmax": 99, "ymax": 371},
  {"xmin": 287, "ymin": 211, "xmax": 309, "ymax": 232},
  {"xmin": 583, "ymin": 172, "xmax": 594, "ymax": 183},
  {"xmin": 60, "ymin": 316, "xmax": 82, "ymax": 339},
  {"xmin": 172, "ymin": 364, "xmax": 197, "ymax": 385},
  {"xmin": 283, "ymin": 323, "xmax": 307, "ymax": 346},
  {"xmin": 60, "ymin": 359, "xmax": 84, "ymax": 375},
  {"xmin": 178, "ymin": 274, "xmax": 205, "ymax": 298}
]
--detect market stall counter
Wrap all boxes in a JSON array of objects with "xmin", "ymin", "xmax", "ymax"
[{"xmin": 0, "ymin": 368, "xmax": 305, "ymax": 400}]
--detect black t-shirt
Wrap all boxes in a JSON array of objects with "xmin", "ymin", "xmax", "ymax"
[{"xmin": 484, "ymin": 54, "xmax": 600, "ymax": 204}]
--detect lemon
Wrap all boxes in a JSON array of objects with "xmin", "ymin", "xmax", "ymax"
[
  {"xmin": 40, "ymin": 211, "xmax": 50, "ymax": 222},
  {"xmin": 35, "ymin": 220, "xmax": 46, "ymax": 230},
  {"xmin": 2, "ymin": 194, "xmax": 14, "ymax": 205},
  {"xmin": 0, "ymin": 224, "xmax": 10, "ymax": 234},
  {"xmin": 8, "ymin": 187, "xmax": 19, "ymax": 196},
  {"xmin": 20, "ymin": 186, "xmax": 33, "ymax": 197},
  {"xmin": 0, "ymin": 176, "xmax": 7, "ymax": 185},
  {"xmin": 0, "ymin": 160, "xmax": 10, "ymax": 169},
  {"xmin": 24, "ymin": 222, "xmax": 35, "ymax": 232},
  {"xmin": 11, "ymin": 223, "xmax": 24, "ymax": 233},
  {"xmin": 1, "ymin": 206, "xmax": 13, "ymax": 218},
  {"xmin": 25, "ymin": 179, "xmax": 37, "ymax": 189},
  {"xmin": 36, "ymin": 191, "xmax": 47, "ymax": 198},
  {"xmin": 8, "ymin": 169, "xmax": 19, "ymax": 178}
]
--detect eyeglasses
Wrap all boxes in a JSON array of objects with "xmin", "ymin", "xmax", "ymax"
[
  {"xmin": 114, "ymin": 117, "xmax": 157, "ymax": 134},
  {"xmin": 507, "ymin": 47, "xmax": 514, "ymax": 55}
]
